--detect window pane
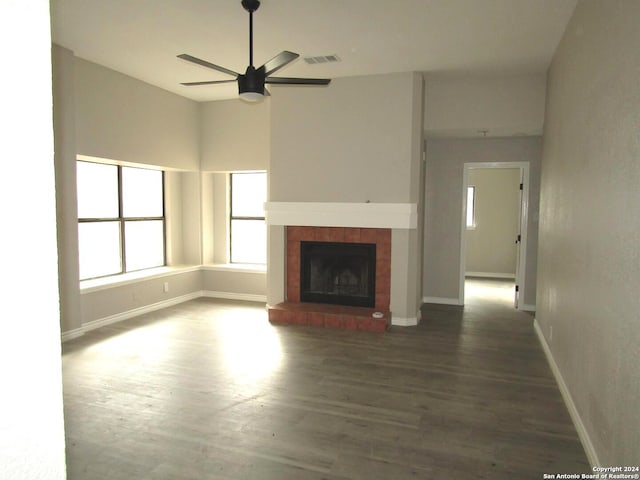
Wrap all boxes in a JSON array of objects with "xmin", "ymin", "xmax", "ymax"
[
  {"xmin": 231, "ymin": 172, "xmax": 266, "ymax": 217},
  {"xmin": 231, "ymin": 219, "xmax": 266, "ymax": 264},
  {"xmin": 124, "ymin": 220, "xmax": 165, "ymax": 272},
  {"xmin": 466, "ymin": 186, "xmax": 475, "ymax": 227},
  {"xmin": 78, "ymin": 222, "xmax": 121, "ymax": 279},
  {"xmin": 122, "ymin": 166, "xmax": 163, "ymax": 217},
  {"xmin": 77, "ymin": 162, "xmax": 118, "ymax": 218}
]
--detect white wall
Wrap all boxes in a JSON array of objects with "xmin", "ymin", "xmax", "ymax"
[
  {"xmin": 80, "ymin": 269, "xmax": 202, "ymax": 325},
  {"xmin": 53, "ymin": 44, "xmax": 82, "ymax": 335},
  {"xmin": 466, "ymin": 168, "xmax": 521, "ymax": 276},
  {"xmin": 268, "ymin": 72, "xmax": 424, "ymax": 322},
  {"xmin": 202, "ymin": 267, "xmax": 267, "ymax": 301},
  {"xmin": 165, "ymin": 170, "xmax": 203, "ymax": 266},
  {"xmin": 74, "ymin": 57, "xmax": 200, "ymax": 171},
  {"xmin": 425, "ymin": 73, "xmax": 546, "ymax": 137},
  {"xmin": 0, "ymin": 2, "xmax": 67, "ymax": 478},
  {"xmin": 270, "ymin": 73, "xmax": 420, "ymax": 204},
  {"xmin": 52, "ymin": 49, "xmax": 273, "ymax": 334},
  {"xmin": 199, "ymin": 100, "xmax": 269, "ymax": 298},
  {"xmin": 537, "ymin": 0, "xmax": 640, "ymax": 465},
  {"xmin": 424, "ymin": 137, "xmax": 541, "ymax": 306},
  {"xmin": 200, "ymin": 99, "xmax": 270, "ymax": 172},
  {"xmin": 52, "ymin": 49, "xmax": 209, "ymax": 335}
]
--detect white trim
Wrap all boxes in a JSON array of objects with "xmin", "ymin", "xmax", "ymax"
[
  {"xmin": 63, "ymin": 292, "xmax": 200, "ymax": 342},
  {"xmin": 63, "ymin": 291, "xmax": 267, "ymax": 341},
  {"xmin": 391, "ymin": 316, "xmax": 418, "ymax": 327},
  {"xmin": 202, "ymin": 264, "xmax": 267, "ymax": 275},
  {"xmin": 465, "ymin": 272, "xmax": 515, "ymax": 279},
  {"xmin": 61, "ymin": 327, "xmax": 84, "ymax": 342},
  {"xmin": 519, "ymin": 303, "xmax": 536, "ymax": 312},
  {"xmin": 202, "ymin": 291, "xmax": 267, "ymax": 303},
  {"xmin": 422, "ymin": 296, "xmax": 463, "ymax": 306},
  {"xmin": 533, "ymin": 319, "xmax": 599, "ymax": 468},
  {"xmin": 264, "ymin": 202, "xmax": 417, "ymax": 229}
]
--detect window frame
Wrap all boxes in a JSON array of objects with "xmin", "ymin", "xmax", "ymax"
[
  {"xmin": 77, "ymin": 161, "xmax": 166, "ymax": 280},
  {"xmin": 229, "ymin": 171, "xmax": 267, "ymax": 265}
]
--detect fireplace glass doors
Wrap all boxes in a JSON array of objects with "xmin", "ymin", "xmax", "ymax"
[{"xmin": 300, "ymin": 241, "xmax": 376, "ymax": 308}]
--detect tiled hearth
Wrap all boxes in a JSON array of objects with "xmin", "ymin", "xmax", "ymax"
[{"xmin": 268, "ymin": 226, "xmax": 392, "ymax": 332}]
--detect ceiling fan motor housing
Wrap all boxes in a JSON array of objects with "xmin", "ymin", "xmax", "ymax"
[{"xmin": 238, "ymin": 66, "xmax": 266, "ymax": 95}]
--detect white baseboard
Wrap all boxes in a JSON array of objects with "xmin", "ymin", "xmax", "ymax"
[
  {"xmin": 422, "ymin": 296, "xmax": 463, "ymax": 306},
  {"xmin": 519, "ymin": 303, "xmax": 536, "ymax": 312},
  {"xmin": 62, "ymin": 291, "xmax": 268, "ymax": 341},
  {"xmin": 64, "ymin": 292, "xmax": 201, "ymax": 341},
  {"xmin": 466, "ymin": 272, "xmax": 516, "ymax": 279},
  {"xmin": 533, "ymin": 319, "xmax": 599, "ymax": 468},
  {"xmin": 202, "ymin": 291, "xmax": 267, "ymax": 303},
  {"xmin": 391, "ymin": 316, "xmax": 418, "ymax": 327},
  {"xmin": 61, "ymin": 327, "xmax": 84, "ymax": 343}
]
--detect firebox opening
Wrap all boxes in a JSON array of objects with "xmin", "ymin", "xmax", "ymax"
[{"xmin": 300, "ymin": 241, "xmax": 376, "ymax": 308}]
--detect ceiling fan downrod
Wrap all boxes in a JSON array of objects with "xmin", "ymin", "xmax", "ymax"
[{"xmin": 242, "ymin": 0, "xmax": 260, "ymax": 67}]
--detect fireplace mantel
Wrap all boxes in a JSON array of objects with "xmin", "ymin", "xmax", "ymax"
[{"xmin": 264, "ymin": 202, "xmax": 417, "ymax": 229}]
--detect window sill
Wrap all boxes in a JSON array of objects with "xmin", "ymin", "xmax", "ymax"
[
  {"xmin": 80, "ymin": 265, "xmax": 201, "ymax": 293},
  {"xmin": 203, "ymin": 263, "xmax": 267, "ymax": 275}
]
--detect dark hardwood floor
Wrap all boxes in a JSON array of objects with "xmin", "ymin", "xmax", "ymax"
[{"xmin": 62, "ymin": 280, "xmax": 589, "ymax": 479}]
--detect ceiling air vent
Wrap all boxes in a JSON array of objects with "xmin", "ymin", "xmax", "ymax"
[{"xmin": 304, "ymin": 54, "xmax": 341, "ymax": 65}]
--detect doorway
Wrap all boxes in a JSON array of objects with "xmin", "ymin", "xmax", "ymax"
[{"xmin": 460, "ymin": 162, "xmax": 529, "ymax": 308}]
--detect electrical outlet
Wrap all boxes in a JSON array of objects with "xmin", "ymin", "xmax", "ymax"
[{"xmin": 163, "ymin": 282, "xmax": 169, "ymax": 293}]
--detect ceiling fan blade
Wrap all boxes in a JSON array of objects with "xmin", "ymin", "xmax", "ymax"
[
  {"xmin": 266, "ymin": 77, "xmax": 331, "ymax": 85},
  {"xmin": 180, "ymin": 79, "xmax": 237, "ymax": 86},
  {"xmin": 262, "ymin": 51, "xmax": 299, "ymax": 76},
  {"xmin": 177, "ymin": 54, "xmax": 239, "ymax": 77}
]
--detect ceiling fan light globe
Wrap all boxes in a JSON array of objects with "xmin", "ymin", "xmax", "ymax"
[{"xmin": 239, "ymin": 91, "xmax": 264, "ymax": 102}]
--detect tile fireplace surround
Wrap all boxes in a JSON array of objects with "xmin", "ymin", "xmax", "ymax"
[{"xmin": 268, "ymin": 226, "xmax": 391, "ymax": 332}]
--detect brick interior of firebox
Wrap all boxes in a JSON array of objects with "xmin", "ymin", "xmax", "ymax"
[{"xmin": 268, "ymin": 226, "xmax": 391, "ymax": 332}]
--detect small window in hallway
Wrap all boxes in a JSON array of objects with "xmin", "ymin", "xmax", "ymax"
[{"xmin": 466, "ymin": 185, "xmax": 476, "ymax": 228}]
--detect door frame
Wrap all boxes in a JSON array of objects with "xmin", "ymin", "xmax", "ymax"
[{"xmin": 459, "ymin": 161, "xmax": 530, "ymax": 307}]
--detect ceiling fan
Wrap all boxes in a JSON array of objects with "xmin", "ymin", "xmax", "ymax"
[{"xmin": 178, "ymin": 0, "xmax": 331, "ymax": 102}]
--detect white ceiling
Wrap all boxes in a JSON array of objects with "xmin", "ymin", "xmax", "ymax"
[{"xmin": 50, "ymin": 0, "xmax": 577, "ymax": 103}]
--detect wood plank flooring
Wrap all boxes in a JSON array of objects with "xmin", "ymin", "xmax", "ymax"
[{"xmin": 62, "ymin": 280, "xmax": 589, "ymax": 479}]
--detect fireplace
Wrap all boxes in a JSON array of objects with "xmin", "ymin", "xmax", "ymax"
[
  {"xmin": 300, "ymin": 241, "xmax": 376, "ymax": 308},
  {"xmin": 268, "ymin": 226, "xmax": 391, "ymax": 332}
]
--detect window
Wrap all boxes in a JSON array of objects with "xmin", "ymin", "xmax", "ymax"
[
  {"xmin": 230, "ymin": 172, "xmax": 266, "ymax": 264},
  {"xmin": 77, "ymin": 161, "xmax": 165, "ymax": 280},
  {"xmin": 466, "ymin": 185, "xmax": 476, "ymax": 228}
]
